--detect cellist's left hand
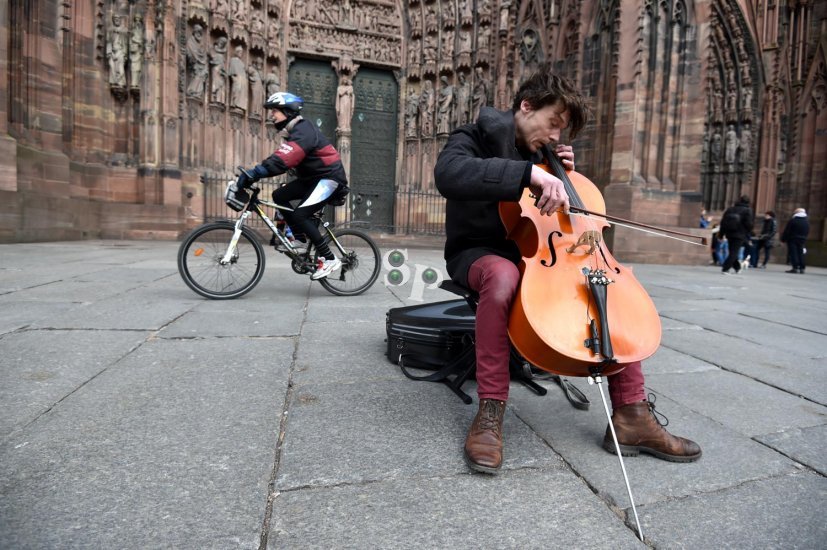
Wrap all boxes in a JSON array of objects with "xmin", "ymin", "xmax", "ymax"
[{"xmin": 556, "ymin": 144, "xmax": 575, "ymax": 171}]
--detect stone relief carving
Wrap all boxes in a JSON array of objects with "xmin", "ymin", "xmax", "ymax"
[
  {"xmin": 456, "ymin": 72, "xmax": 471, "ymax": 126},
  {"xmin": 186, "ymin": 24, "xmax": 209, "ymax": 99},
  {"xmin": 410, "ymin": 7, "xmax": 422, "ymax": 38},
  {"xmin": 437, "ymin": 76, "xmax": 454, "ymax": 135},
  {"xmin": 740, "ymin": 123, "xmax": 752, "ymax": 162},
  {"xmin": 228, "ymin": 45, "xmax": 248, "ymax": 112},
  {"xmin": 251, "ymin": 9, "xmax": 265, "ymax": 35},
  {"xmin": 214, "ymin": 0, "xmax": 230, "ymax": 19},
  {"xmin": 710, "ymin": 129, "xmax": 722, "ymax": 164},
  {"xmin": 441, "ymin": 29, "xmax": 454, "ymax": 61},
  {"xmin": 425, "ymin": 6, "xmax": 438, "ymax": 34},
  {"xmin": 420, "ymin": 79, "xmax": 435, "ymax": 137},
  {"xmin": 471, "ymin": 67, "xmax": 489, "ymax": 122},
  {"xmin": 129, "ymin": 13, "xmax": 144, "ymax": 91},
  {"xmin": 459, "ymin": 0, "xmax": 473, "ymax": 26},
  {"xmin": 106, "ymin": 12, "xmax": 128, "ymax": 90},
  {"xmin": 405, "ymin": 87, "xmax": 420, "ymax": 139},
  {"xmin": 477, "ymin": 25, "xmax": 491, "ymax": 62},
  {"xmin": 443, "ymin": 1, "xmax": 455, "ymax": 27},
  {"xmin": 249, "ymin": 57, "xmax": 265, "ymax": 117},
  {"xmin": 265, "ymin": 69, "xmax": 280, "ymax": 96},
  {"xmin": 210, "ymin": 36, "xmax": 228, "ymax": 105},
  {"xmin": 231, "ymin": 0, "xmax": 247, "ymax": 22},
  {"xmin": 725, "ymin": 124, "xmax": 738, "ymax": 164}
]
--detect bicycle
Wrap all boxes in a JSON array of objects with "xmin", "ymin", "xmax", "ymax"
[{"xmin": 177, "ymin": 177, "xmax": 381, "ymax": 299}]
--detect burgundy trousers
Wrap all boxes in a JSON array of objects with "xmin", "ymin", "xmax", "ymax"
[{"xmin": 467, "ymin": 255, "xmax": 646, "ymax": 407}]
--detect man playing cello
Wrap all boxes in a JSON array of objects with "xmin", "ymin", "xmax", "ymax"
[{"xmin": 434, "ymin": 64, "xmax": 701, "ymax": 474}]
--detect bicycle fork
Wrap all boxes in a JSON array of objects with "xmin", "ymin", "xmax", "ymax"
[{"xmin": 220, "ymin": 212, "xmax": 250, "ymax": 265}]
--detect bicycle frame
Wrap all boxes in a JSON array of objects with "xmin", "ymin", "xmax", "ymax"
[{"xmin": 220, "ymin": 186, "xmax": 345, "ymax": 267}]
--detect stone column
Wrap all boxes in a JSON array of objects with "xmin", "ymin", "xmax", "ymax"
[{"xmin": 0, "ymin": 0, "xmax": 18, "ymax": 194}]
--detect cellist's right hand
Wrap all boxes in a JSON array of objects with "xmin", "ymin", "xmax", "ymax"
[{"xmin": 529, "ymin": 165, "xmax": 570, "ymax": 216}]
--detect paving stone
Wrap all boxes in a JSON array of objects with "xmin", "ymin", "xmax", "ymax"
[
  {"xmin": 0, "ymin": 329, "xmax": 148, "ymax": 439},
  {"xmin": 757, "ymin": 425, "xmax": 827, "ymax": 476},
  {"xmin": 0, "ymin": 337, "xmax": 292, "ymax": 549},
  {"xmin": 276, "ymin": 380, "xmax": 564, "ymax": 491},
  {"xmin": 294, "ymin": 321, "xmax": 399, "ymax": 386},
  {"xmin": 639, "ymin": 472, "xmax": 827, "ymax": 549},
  {"xmin": 269, "ymin": 469, "xmax": 643, "ymax": 550},
  {"xmin": 509, "ymin": 385, "xmax": 799, "ymax": 508},
  {"xmin": 660, "ymin": 326, "xmax": 827, "ymax": 405},
  {"xmin": 646, "ymin": 370, "xmax": 827, "ymax": 436}
]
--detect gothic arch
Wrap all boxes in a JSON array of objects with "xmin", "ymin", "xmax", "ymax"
[
  {"xmin": 701, "ymin": 0, "xmax": 762, "ymax": 210},
  {"xmin": 578, "ymin": 0, "xmax": 621, "ymax": 189}
]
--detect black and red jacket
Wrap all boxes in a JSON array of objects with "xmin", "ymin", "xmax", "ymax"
[{"xmin": 257, "ymin": 117, "xmax": 347, "ymax": 186}]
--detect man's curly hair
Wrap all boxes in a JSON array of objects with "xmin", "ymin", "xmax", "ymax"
[{"xmin": 512, "ymin": 63, "xmax": 592, "ymax": 139}]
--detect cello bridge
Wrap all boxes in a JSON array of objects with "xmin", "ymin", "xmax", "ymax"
[{"xmin": 566, "ymin": 230, "xmax": 601, "ymax": 255}]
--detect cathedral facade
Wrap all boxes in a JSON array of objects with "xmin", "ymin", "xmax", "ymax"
[{"xmin": 1, "ymin": 1, "xmax": 824, "ymax": 264}]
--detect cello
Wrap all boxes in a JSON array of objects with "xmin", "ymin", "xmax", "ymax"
[{"xmin": 499, "ymin": 149, "xmax": 662, "ymax": 378}]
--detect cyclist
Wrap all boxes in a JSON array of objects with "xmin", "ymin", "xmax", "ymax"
[{"xmin": 236, "ymin": 92, "xmax": 348, "ymax": 280}]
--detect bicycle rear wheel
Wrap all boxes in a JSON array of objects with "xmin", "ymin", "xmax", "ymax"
[
  {"xmin": 317, "ymin": 229, "xmax": 381, "ymax": 296},
  {"xmin": 178, "ymin": 221, "xmax": 265, "ymax": 299}
]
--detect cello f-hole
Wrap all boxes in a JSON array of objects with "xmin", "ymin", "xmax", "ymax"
[{"xmin": 541, "ymin": 231, "xmax": 564, "ymax": 267}]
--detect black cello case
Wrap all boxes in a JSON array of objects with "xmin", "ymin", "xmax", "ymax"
[{"xmin": 386, "ymin": 299, "xmax": 475, "ymax": 369}]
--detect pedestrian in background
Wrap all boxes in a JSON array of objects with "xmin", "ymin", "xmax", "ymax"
[
  {"xmin": 719, "ymin": 195, "xmax": 754, "ymax": 275},
  {"xmin": 780, "ymin": 208, "xmax": 810, "ymax": 274},
  {"xmin": 750, "ymin": 211, "xmax": 777, "ymax": 268},
  {"xmin": 710, "ymin": 220, "xmax": 727, "ymax": 266}
]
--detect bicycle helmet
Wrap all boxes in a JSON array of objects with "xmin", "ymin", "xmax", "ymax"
[{"xmin": 264, "ymin": 92, "xmax": 304, "ymax": 117}]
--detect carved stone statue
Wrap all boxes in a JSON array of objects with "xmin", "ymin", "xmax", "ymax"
[
  {"xmin": 711, "ymin": 129, "xmax": 722, "ymax": 164},
  {"xmin": 186, "ymin": 24, "xmax": 209, "ymax": 98},
  {"xmin": 265, "ymin": 70, "xmax": 280, "ymax": 97},
  {"xmin": 441, "ymin": 29, "xmax": 454, "ymax": 60},
  {"xmin": 231, "ymin": 0, "xmax": 246, "ymax": 21},
  {"xmin": 251, "ymin": 9, "xmax": 265, "ymax": 35},
  {"xmin": 725, "ymin": 124, "xmax": 738, "ymax": 164},
  {"xmin": 437, "ymin": 76, "xmax": 454, "ymax": 135},
  {"xmin": 105, "ymin": 12, "xmax": 128, "ymax": 89},
  {"xmin": 268, "ymin": 19, "xmax": 281, "ymax": 48},
  {"xmin": 423, "ymin": 34, "xmax": 437, "ymax": 62},
  {"xmin": 249, "ymin": 58, "xmax": 265, "ymax": 117},
  {"xmin": 340, "ymin": 0, "xmax": 354, "ymax": 26},
  {"xmin": 726, "ymin": 82, "xmax": 737, "ymax": 114},
  {"xmin": 405, "ymin": 87, "xmax": 419, "ymax": 139},
  {"xmin": 336, "ymin": 75, "xmax": 355, "ymax": 132},
  {"xmin": 210, "ymin": 36, "xmax": 228, "ymax": 105},
  {"xmin": 472, "ymin": 67, "xmax": 489, "ymax": 121},
  {"xmin": 214, "ymin": 0, "xmax": 230, "ymax": 18},
  {"xmin": 420, "ymin": 80, "xmax": 435, "ymax": 137},
  {"xmin": 128, "ymin": 14, "xmax": 144, "ymax": 90},
  {"xmin": 456, "ymin": 72, "xmax": 471, "ymax": 125},
  {"xmin": 459, "ymin": 28, "xmax": 472, "ymax": 55},
  {"xmin": 425, "ymin": 6, "xmax": 438, "ymax": 35},
  {"xmin": 228, "ymin": 46, "xmax": 248, "ymax": 111},
  {"xmin": 740, "ymin": 123, "xmax": 752, "ymax": 162}
]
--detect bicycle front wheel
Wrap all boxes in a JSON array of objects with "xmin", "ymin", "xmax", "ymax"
[
  {"xmin": 318, "ymin": 229, "xmax": 381, "ymax": 296},
  {"xmin": 177, "ymin": 221, "xmax": 265, "ymax": 299}
]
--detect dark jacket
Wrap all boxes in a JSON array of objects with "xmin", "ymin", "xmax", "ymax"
[
  {"xmin": 757, "ymin": 217, "xmax": 778, "ymax": 244},
  {"xmin": 781, "ymin": 214, "xmax": 809, "ymax": 244},
  {"xmin": 434, "ymin": 107, "xmax": 535, "ymax": 286},
  {"xmin": 720, "ymin": 200, "xmax": 754, "ymax": 241},
  {"xmin": 258, "ymin": 117, "xmax": 347, "ymax": 186}
]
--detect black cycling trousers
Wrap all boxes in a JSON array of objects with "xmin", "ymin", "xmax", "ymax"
[{"xmin": 272, "ymin": 179, "xmax": 337, "ymax": 259}]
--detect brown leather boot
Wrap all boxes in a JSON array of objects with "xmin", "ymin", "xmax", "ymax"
[
  {"xmin": 464, "ymin": 398, "xmax": 506, "ymax": 474},
  {"xmin": 603, "ymin": 400, "xmax": 702, "ymax": 463}
]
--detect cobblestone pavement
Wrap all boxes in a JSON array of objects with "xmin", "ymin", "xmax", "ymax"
[{"xmin": 1, "ymin": 240, "xmax": 825, "ymax": 549}]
